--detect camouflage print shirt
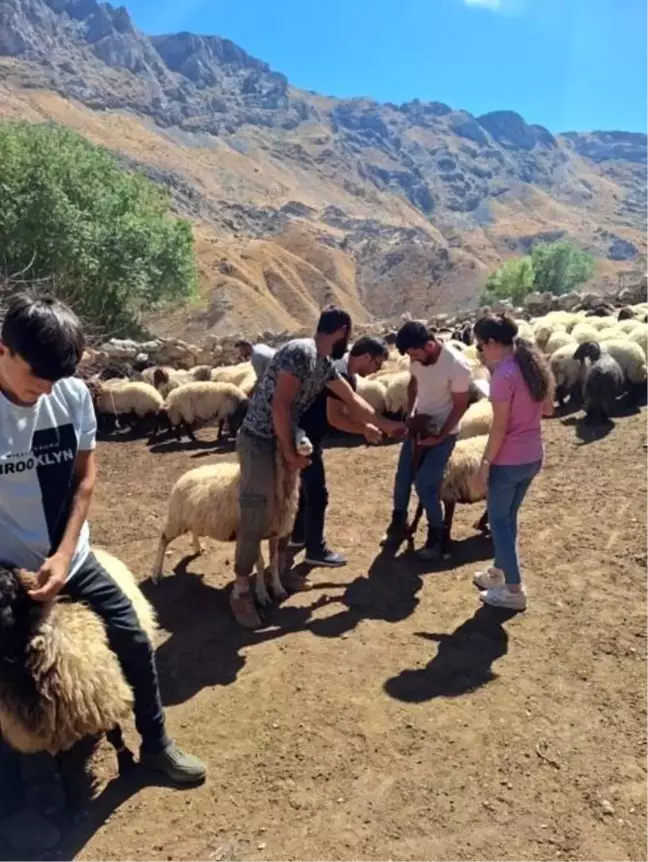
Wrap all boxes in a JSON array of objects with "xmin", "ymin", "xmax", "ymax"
[{"xmin": 241, "ymin": 338, "xmax": 341, "ymax": 440}]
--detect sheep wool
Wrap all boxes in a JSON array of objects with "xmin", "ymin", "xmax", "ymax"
[
  {"xmin": 0, "ymin": 551, "xmax": 156, "ymax": 756},
  {"xmin": 93, "ymin": 381, "xmax": 163, "ymax": 418},
  {"xmin": 600, "ymin": 339, "xmax": 647, "ymax": 385},
  {"xmin": 211, "ymin": 362, "xmax": 255, "ymax": 387},
  {"xmin": 570, "ymin": 322, "xmax": 603, "ymax": 345},
  {"xmin": 163, "ymin": 381, "xmax": 248, "ymax": 428},
  {"xmin": 628, "ymin": 325, "xmax": 648, "ymax": 359},
  {"xmin": 544, "ymin": 330, "xmax": 577, "ymax": 355},
  {"xmin": 355, "ymin": 377, "xmax": 387, "ymax": 414},
  {"xmin": 383, "ymin": 371, "xmax": 411, "ymax": 415},
  {"xmin": 458, "ymin": 400, "xmax": 493, "ymax": 440}
]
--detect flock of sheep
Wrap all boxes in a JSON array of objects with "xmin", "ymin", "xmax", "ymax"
[{"xmin": 1, "ymin": 300, "xmax": 646, "ymax": 793}]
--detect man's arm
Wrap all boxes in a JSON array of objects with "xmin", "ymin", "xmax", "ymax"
[
  {"xmin": 326, "ymin": 397, "xmax": 381, "ymax": 442},
  {"xmin": 437, "ymin": 390, "xmax": 470, "ymax": 439},
  {"xmin": 29, "ymin": 450, "xmax": 97, "ymax": 601},
  {"xmin": 272, "ymin": 370, "xmax": 310, "ymax": 468},
  {"xmin": 406, "ymin": 374, "xmax": 418, "ymax": 416},
  {"xmin": 326, "ymin": 376, "xmax": 405, "ymax": 436}
]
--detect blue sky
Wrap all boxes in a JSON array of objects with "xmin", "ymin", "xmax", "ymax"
[{"xmin": 125, "ymin": 0, "xmax": 647, "ymax": 133}]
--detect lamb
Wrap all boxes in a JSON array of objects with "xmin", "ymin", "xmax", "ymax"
[
  {"xmin": 151, "ymin": 429, "xmax": 313, "ymax": 606},
  {"xmin": 87, "ymin": 380, "xmax": 163, "ymax": 433},
  {"xmin": 573, "ymin": 342, "xmax": 624, "ymax": 424},
  {"xmin": 152, "ymin": 381, "xmax": 249, "ymax": 442},
  {"xmin": 0, "ymin": 549, "xmax": 156, "ymax": 771}
]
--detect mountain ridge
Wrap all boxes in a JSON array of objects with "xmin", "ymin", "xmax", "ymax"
[{"xmin": 0, "ymin": 0, "xmax": 646, "ymax": 335}]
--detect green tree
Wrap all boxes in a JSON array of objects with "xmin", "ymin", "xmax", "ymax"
[
  {"xmin": 0, "ymin": 121, "xmax": 196, "ymax": 336},
  {"xmin": 480, "ymin": 240, "xmax": 595, "ymax": 306},
  {"xmin": 530, "ymin": 240, "xmax": 594, "ymax": 296},
  {"xmin": 480, "ymin": 255, "xmax": 535, "ymax": 306}
]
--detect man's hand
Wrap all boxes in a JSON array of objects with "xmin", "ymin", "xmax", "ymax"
[
  {"xmin": 418, "ymin": 433, "xmax": 446, "ymax": 448},
  {"xmin": 285, "ymin": 451, "xmax": 311, "ymax": 471},
  {"xmin": 377, "ymin": 416, "xmax": 407, "ymax": 438},
  {"xmin": 28, "ymin": 553, "xmax": 71, "ymax": 602},
  {"xmin": 363, "ymin": 424, "xmax": 382, "ymax": 444}
]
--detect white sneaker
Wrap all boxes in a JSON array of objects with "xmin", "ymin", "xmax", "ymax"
[
  {"xmin": 479, "ymin": 585, "xmax": 527, "ymax": 611},
  {"xmin": 473, "ymin": 566, "xmax": 505, "ymax": 590}
]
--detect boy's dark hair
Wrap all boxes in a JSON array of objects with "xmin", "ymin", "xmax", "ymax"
[
  {"xmin": 316, "ymin": 306, "xmax": 352, "ymax": 335},
  {"xmin": 395, "ymin": 321, "xmax": 433, "ymax": 355},
  {"xmin": 473, "ymin": 313, "xmax": 553, "ymax": 403},
  {"xmin": 1, "ymin": 294, "xmax": 84, "ymax": 381},
  {"xmin": 349, "ymin": 335, "xmax": 389, "ymax": 360},
  {"xmin": 234, "ymin": 339, "xmax": 252, "ymax": 351}
]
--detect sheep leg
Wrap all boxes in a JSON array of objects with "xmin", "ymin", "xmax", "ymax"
[
  {"xmin": 191, "ymin": 532, "xmax": 203, "ymax": 555},
  {"xmin": 254, "ymin": 548, "xmax": 271, "ymax": 606},
  {"xmin": 409, "ymin": 501, "xmax": 424, "ymax": 537},
  {"xmin": 217, "ymin": 419, "xmax": 225, "ymax": 441},
  {"xmin": 106, "ymin": 725, "xmax": 135, "ymax": 774},
  {"xmin": 268, "ymin": 536, "xmax": 287, "ymax": 601},
  {"xmin": 151, "ymin": 534, "xmax": 170, "ymax": 584},
  {"xmin": 185, "ymin": 422, "xmax": 197, "ymax": 443},
  {"xmin": 474, "ymin": 508, "xmax": 490, "ymax": 535},
  {"xmin": 440, "ymin": 502, "xmax": 455, "ymax": 557}
]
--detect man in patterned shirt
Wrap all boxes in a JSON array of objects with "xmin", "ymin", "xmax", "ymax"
[{"xmin": 232, "ymin": 307, "xmax": 406, "ymax": 629}]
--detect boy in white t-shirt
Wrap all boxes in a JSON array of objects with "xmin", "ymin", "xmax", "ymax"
[
  {"xmin": 382, "ymin": 321, "xmax": 471, "ymax": 559},
  {"xmin": 0, "ymin": 295, "xmax": 206, "ymax": 800}
]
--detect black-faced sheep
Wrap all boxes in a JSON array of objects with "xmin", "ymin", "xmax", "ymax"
[
  {"xmin": 151, "ymin": 430, "xmax": 314, "ymax": 606},
  {"xmin": 0, "ymin": 549, "xmax": 156, "ymax": 776},
  {"xmin": 572, "ymin": 341, "xmax": 624, "ymax": 425}
]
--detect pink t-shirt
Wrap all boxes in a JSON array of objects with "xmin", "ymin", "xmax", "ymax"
[{"xmin": 490, "ymin": 355, "xmax": 544, "ymax": 466}]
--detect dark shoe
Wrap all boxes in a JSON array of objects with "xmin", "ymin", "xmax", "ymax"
[
  {"xmin": 140, "ymin": 742, "xmax": 206, "ymax": 785},
  {"xmin": 304, "ymin": 547, "xmax": 347, "ymax": 567},
  {"xmin": 380, "ymin": 511, "xmax": 409, "ymax": 548},
  {"xmin": 288, "ymin": 535, "xmax": 305, "ymax": 550},
  {"xmin": 229, "ymin": 590, "xmax": 262, "ymax": 629},
  {"xmin": 417, "ymin": 528, "xmax": 442, "ymax": 561},
  {"xmin": 0, "ymin": 808, "xmax": 61, "ymax": 855}
]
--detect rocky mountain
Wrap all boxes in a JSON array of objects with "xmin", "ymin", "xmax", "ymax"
[{"xmin": 0, "ymin": 0, "xmax": 646, "ymax": 335}]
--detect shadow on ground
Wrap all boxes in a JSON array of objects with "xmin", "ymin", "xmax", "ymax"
[{"xmin": 384, "ymin": 605, "xmax": 518, "ymax": 702}]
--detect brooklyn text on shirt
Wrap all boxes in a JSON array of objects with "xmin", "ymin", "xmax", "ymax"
[{"xmin": 0, "ymin": 447, "xmax": 76, "ymax": 474}]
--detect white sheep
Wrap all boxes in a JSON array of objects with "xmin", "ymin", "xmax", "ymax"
[
  {"xmin": 0, "ymin": 549, "xmax": 156, "ymax": 768},
  {"xmin": 544, "ymin": 330, "xmax": 577, "ymax": 355},
  {"xmin": 383, "ymin": 371, "xmax": 411, "ymax": 416},
  {"xmin": 153, "ymin": 381, "xmax": 249, "ymax": 442},
  {"xmin": 87, "ymin": 380, "xmax": 163, "ymax": 433},
  {"xmin": 599, "ymin": 338, "xmax": 647, "ymax": 387},
  {"xmin": 458, "ymin": 399, "xmax": 493, "ymax": 439},
  {"xmin": 549, "ymin": 343, "xmax": 584, "ymax": 406},
  {"xmin": 151, "ymin": 430, "xmax": 313, "ymax": 606},
  {"xmin": 355, "ymin": 377, "xmax": 387, "ymax": 414},
  {"xmin": 628, "ymin": 324, "xmax": 648, "ymax": 359},
  {"xmin": 570, "ymin": 322, "xmax": 603, "ymax": 344},
  {"xmin": 211, "ymin": 362, "xmax": 255, "ymax": 388},
  {"xmin": 407, "ymin": 434, "xmax": 489, "ymax": 555}
]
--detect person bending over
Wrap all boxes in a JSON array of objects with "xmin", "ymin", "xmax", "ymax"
[
  {"xmin": 232, "ymin": 307, "xmax": 406, "ymax": 629},
  {"xmin": 382, "ymin": 321, "xmax": 471, "ymax": 560},
  {"xmin": 0, "ymin": 294, "xmax": 206, "ymax": 785},
  {"xmin": 291, "ymin": 336, "xmax": 389, "ymax": 567}
]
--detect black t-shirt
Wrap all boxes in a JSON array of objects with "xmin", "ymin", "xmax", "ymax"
[{"xmin": 300, "ymin": 369, "xmax": 356, "ymax": 445}]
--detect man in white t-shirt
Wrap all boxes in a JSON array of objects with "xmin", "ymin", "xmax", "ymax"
[
  {"xmin": 382, "ymin": 321, "xmax": 471, "ymax": 559},
  {"xmin": 0, "ymin": 295, "xmax": 206, "ymax": 800}
]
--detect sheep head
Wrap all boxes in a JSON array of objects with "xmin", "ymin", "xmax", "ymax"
[
  {"xmin": 153, "ymin": 367, "xmax": 170, "ymax": 387},
  {"xmin": 407, "ymin": 414, "xmax": 440, "ymax": 440},
  {"xmin": 0, "ymin": 565, "xmax": 44, "ymax": 661},
  {"xmin": 574, "ymin": 341, "xmax": 602, "ymax": 364},
  {"xmin": 294, "ymin": 427, "xmax": 314, "ymax": 457}
]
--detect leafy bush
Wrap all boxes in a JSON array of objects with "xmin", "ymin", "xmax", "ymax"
[
  {"xmin": 0, "ymin": 121, "xmax": 196, "ymax": 336},
  {"xmin": 480, "ymin": 240, "xmax": 594, "ymax": 306}
]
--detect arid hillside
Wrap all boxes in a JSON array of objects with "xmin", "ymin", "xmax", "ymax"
[{"xmin": 0, "ymin": 0, "xmax": 646, "ymax": 336}]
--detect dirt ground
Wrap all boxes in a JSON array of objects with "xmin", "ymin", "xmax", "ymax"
[{"xmin": 6, "ymin": 404, "xmax": 648, "ymax": 862}]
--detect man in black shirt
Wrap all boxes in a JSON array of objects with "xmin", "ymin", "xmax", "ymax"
[{"xmin": 292, "ymin": 336, "xmax": 390, "ymax": 567}]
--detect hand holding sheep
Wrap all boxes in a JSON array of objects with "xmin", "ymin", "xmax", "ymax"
[
  {"xmin": 363, "ymin": 424, "xmax": 383, "ymax": 444},
  {"xmin": 28, "ymin": 552, "xmax": 71, "ymax": 602}
]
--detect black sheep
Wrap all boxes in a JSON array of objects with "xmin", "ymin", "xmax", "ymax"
[{"xmin": 574, "ymin": 341, "xmax": 624, "ymax": 424}]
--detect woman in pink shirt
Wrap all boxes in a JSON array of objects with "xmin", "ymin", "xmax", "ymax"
[{"xmin": 472, "ymin": 314, "xmax": 555, "ymax": 610}]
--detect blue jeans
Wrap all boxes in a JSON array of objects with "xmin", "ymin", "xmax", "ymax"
[
  {"xmin": 393, "ymin": 435, "xmax": 457, "ymax": 530},
  {"xmin": 487, "ymin": 461, "xmax": 542, "ymax": 586}
]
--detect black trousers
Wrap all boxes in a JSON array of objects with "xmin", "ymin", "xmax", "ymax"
[
  {"xmin": 61, "ymin": 552, "xmax": 169, "ymax": 753},
  {"xmin": 292, "ymin": 443, "xmax": 328, "ymax": 555}
]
